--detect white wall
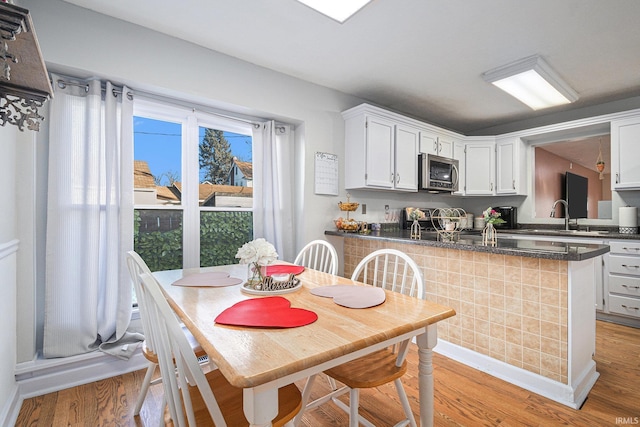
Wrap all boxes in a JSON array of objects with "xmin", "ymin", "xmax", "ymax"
[
  {"xmin": 18, "ymin": 0, "xmax": 366, "ymax": 361},
  {"xmin": 0, "ymin": 123, "xmax": 19, "ymax": 423}
]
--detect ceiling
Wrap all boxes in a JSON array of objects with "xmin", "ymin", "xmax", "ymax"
[
  {"xmin": 61, "ymin": 0, "xmax": 640, "ymax": 135},
  {"xmin": 537, "ymin": 134, "xmax": 611, "ymax": 174}
]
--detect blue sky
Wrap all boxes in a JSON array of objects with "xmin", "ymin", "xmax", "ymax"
[{"xmin": 134, "ymin": 116, "xmax": 252, "ymax": 185}]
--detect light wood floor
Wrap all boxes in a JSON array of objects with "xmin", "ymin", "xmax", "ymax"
[{"xmin": 16, "ymin": 320, "xmax": 640, "ymax": 426}]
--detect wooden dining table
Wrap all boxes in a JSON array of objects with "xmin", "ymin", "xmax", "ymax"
[{"xmin": 154, "ymin": 263, "xmax": 455, "ymax": 427}]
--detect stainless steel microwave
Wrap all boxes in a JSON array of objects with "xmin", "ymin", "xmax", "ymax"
[{"xmin": 418, "ymin": 153, "xmax": 459, "ymax": 193}]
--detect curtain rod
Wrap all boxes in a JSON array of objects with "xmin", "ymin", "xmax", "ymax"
[
  {"xmin": 54, "ymin": 77, "xmax": 133, "ymax": 101},
  {"xmin": 51, "ymin": 74, "xmax": 281, "ymax": 129}
]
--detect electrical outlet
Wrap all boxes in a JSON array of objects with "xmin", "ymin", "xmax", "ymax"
[
  {"xmin": 362, "ymin": 204, "xmax": 367, "ymax": 214},
  {"xmin": 385, "ymin": 205, "xmax": 389, "ymax": 211}
]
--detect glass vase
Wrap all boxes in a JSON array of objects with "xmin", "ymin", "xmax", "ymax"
[
  {"xmin": 410, "ymin": 219, "xmax": 421, "ymax": 240},
  {"xmin": 247, "ymin": 262, "xmax": 265, "ymax": 289},
  {"xmin": 482, "ymin": 222, "xmax": 497, "ymax": 245}
]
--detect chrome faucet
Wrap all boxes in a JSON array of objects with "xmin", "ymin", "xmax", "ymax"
[{"xmin": 550, "ymin": 199, "xmax": 570, "ymax": 230}]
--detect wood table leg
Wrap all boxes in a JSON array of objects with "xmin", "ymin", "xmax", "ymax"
[
  {"xmin": 416, "ymin": 324, "xmax": 438, "ymax": 427},
  {"xmin": 244, "ymin": 387, "xmax": 278, "ymax": 427}
]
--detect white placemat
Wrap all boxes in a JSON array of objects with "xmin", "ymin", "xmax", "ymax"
[
  {"xmin": 172, "ymin": 271, "xmax": 243, "ymax": 287},
  {"xmin": 311, "ymin": 285, "xmax": 386, "ymax": 309}
]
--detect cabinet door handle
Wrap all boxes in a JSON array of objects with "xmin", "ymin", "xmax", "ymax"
[
  {"xmin": 491, "ymin": 182, "xmax": 494, "ymax": 191},
  {"xmin": 621, "ymin": 284, "xmax": 640, "ymax": 289},
  {"xmin": 621, "ymin": 305, "xmax": 639, "ymax": 310},
  {"xmin": 390, "ymin": 173, "xmax": 394, "ymax": 183},
  {"xmin": 621, "ymin": 264, "xmax": 640, "ymax": 268},
  {"xmin": 434, "ymin": 141, "xmax": 438, "ymax": 152},
  {"xmin": 622, "ymin": 247, "xmax": 640, "ymax": 251},
  {"xmin": 616, "ymin": 173, "xmax": 620, "ymax": 183},
  {"xmin": 396, "ymin": 173, "xmax": 400, "ymax": 184},
  {"xmin": 512, "ymin": 179, "xmax": 516, "ymax": 190}
]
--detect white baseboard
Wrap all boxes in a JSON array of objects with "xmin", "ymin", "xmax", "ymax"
[
  {"xmin": 434, "ymin": 339, "xmax": 599, "ymax": 409},
  {"xmin": 0, "ymin": 383, "xmax": 20, "ymax": 427},
  {"xmin": 16, "ymin": 349, "xmax": 148, "ymax": 399}
]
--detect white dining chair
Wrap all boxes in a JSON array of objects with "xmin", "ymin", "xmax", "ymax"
[
  {"xmin": 136, "ymin": 271, "xmax": 303, "ymax": 427},
  {"xmin": 294, "ymin": 239, "xmax": 339, "ymax": 275},
  {"xmin": 296, "ymin": 249, "xmax": 424, "ymax": 427},
  {"xmin": 126, "ymin": 251, "xmax": 209, "ymax": 423},
  {"xmin": 294, "ymin": 239, "xmax": 340, "ymax": 391}
]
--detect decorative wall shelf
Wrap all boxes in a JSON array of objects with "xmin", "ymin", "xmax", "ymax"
[{"xmin": 0, "ymin": 2, "xmax": 52, "ymax": 131}]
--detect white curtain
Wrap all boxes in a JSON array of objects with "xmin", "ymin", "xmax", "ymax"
[
  {"xmin": 43, "ymin": 74, "xmax": 136, "ymax": 358},
  {"xmin": 252, "ymin": 121, "xmax": 295, "ymax": 262}
]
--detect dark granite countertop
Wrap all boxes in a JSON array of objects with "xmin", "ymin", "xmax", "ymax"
[
  {"xmin": 493, "ymin": 225, "xmax": 640, "ymax": 240},
  {"xmin": 325, "ymin": 229, "xmax": 610, "ymax": 261}
]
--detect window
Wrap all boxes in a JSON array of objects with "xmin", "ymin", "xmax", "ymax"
[{"xmin": 133, "ymin": 100, "xmax": 254, "ymax": 272}]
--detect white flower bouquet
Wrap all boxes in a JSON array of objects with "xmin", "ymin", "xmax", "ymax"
[
  {"xmin": 236, "ymin": 238, "xmax": 278, "ymax": 284},
  {"xmin": 235, "ymin": 238, "xmax": 278, "ymax": 265}
]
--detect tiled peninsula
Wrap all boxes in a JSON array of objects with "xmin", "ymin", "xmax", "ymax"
[{"xmin": 326, "ymin": 230, "xmax": 610, "ymax": 409}]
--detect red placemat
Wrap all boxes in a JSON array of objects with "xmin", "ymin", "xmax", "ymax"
[
  {"xmin": 264, "ymin": 264, "xmax": 305, "ymax": 276},
  {"xmin": 214, "ymin": 296, "xmax": 317, "ymax": 328}
]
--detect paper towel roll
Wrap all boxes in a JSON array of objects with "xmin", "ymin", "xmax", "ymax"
[
  {"xmin": 619, "ymin": 206, "xmax": 638, "ymax": 228},
  {"xmin": 619, "ymin": 206, "xmax": 638, "ymax": 234}
]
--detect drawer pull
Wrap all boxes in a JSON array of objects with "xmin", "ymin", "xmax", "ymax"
[
  {"xmin": 622, "ymin": 247, "xmax": 640, "ymax": 251},
  {"xmin": 621, "ymin": 305, "xmax": 640, "ymax": 310},
  {"xmin": 622, "ymin": 284, "xmax": 640, "ymax": 289},
  {"xmin": 621, "ymin": 264, "xmax": 640, "ymax": 268}
]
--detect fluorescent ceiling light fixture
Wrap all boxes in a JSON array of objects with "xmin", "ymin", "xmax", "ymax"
[
  {"xmin": 482, "ymin": 55, "xmax": 578, "ymax": 110},
  {"xmin": 296, "ymin": 0, "xmax": 372, "ymax": 23}
]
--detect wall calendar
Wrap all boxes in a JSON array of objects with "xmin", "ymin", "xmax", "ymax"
[{"xmin": 314, "ymin": 152, "xmax": 339, "ymax": 195}]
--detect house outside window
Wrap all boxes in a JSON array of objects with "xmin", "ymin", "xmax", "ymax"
[
  {"xmin": 133, "ymin": 100, "xmax": 254, "ymax": 272},
  {"xmin": 229, "ymin": 157, "xmax": 253, "ymax": 187}
]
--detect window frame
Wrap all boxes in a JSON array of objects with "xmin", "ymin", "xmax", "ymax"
[{"xmin": 133, "ymin": 99, "xmax": 254, "ymax": 269}]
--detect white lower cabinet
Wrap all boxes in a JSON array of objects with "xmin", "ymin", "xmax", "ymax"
[{"xmin": 603, "ymin": 240, "xmax": 640, "ymax": 325}]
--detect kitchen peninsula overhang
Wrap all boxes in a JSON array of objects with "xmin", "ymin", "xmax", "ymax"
[{"xmin": 326, "ymin": 229, "xmax": 609, "ymax": 261}]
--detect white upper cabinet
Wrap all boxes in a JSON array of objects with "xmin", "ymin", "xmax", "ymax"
[
  {"xmin": 452, "ymin": 140, "xmax": 466, "ymax": 196},
  {"xmin": 364, "ymin": 114, "xmax": 396, "ymax": 189},
  {"xmin": 496, "ymin": 137, "xmax": 526, "ymax": 195},
  {"xmin": 437, "ymin": 136, "xmax": 455, "ymax": 158},
  {"xmin": 464, "ymin": 139, "xmax": 495, "ymax": 195},
  {"xmin": 419, "ymin": 131, "xmax": 438, "ymax": 156},
  {"xmin": 343, "ymin": 104, "xmax": 418, "ymax": 192},
  {"xmin": 611, "ymin": 115, "xmax": 640, "ymax": 190},
  {"xmin": 394, "ymin": 124, "xmax": 419, "ymax": 191},
  {"xmin": 419, "ymin": 130, "xmax": 454, "ymax": 158}
]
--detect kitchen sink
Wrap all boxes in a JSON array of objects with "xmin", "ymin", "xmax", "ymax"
[{"xmin": 518, "ymin": 229, "xmax": 610, "ymax": 236}]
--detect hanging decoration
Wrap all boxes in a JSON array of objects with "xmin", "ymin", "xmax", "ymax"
[
  {"xmin": 595, "ymin": 138, "xmax": 605, "ymax": 180},
  {"xmin": 0, "ymin": 3, "xmax": 53, "ymax": 132}
]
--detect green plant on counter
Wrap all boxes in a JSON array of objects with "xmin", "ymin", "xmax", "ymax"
[
  {"xmin": 409, "ymin": 208, "xmax": 425, "ymax": 221},
  {"xmin": 483, "ymin": 207, "xmax": 506, "ymax": 225}
]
